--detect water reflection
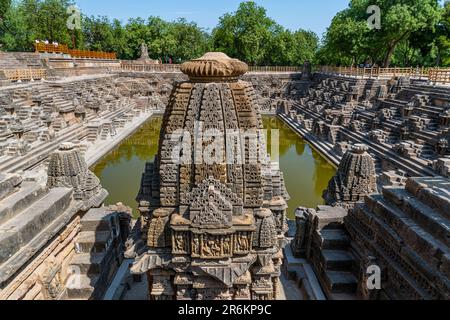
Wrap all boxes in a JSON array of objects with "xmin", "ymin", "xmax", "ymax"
[
  {"xmin": 91, "ymin": 117, "xmax": 162, "ymax": 216},
  {"xmin": 263, "ymin": 117, "xmax": 336, "ymax": 219},
  {"xmin": 92, "ymin": 115, "xmax": 336, "ymax": 219}
]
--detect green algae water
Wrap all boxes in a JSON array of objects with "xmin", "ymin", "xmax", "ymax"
[
  {"xmin": 92, "ymin": 116, "xmax": 336, "ymax": 219},
  {"xmin": 91, "ymin": 116, "xmax": 162, "ymax": 217},
  {"xmin": 264, "ymin": 117, "xmax": 336, "ymax": 218}
]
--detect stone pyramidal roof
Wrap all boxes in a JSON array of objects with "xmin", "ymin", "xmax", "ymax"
[{"xmin": 132, "ymin": 52, "xmax": 289, "ymax": 300}]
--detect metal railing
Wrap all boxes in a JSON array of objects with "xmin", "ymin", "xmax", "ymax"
[
  {"xmin": 2, "ymin": 68, "xmax": 46, "ymax": 81},
  {"xmin": 34, "ymin": 43, "xmax": 69, "ymax": 54},
  {"xmin": 34, "ymin": 43, "xmax": 116, "ymax": 60},
  {"xmin": 317, "ymin": 66, "xmax": 450, "ymax": 84},
  {"xmin": 68, "ymin": 49, "xmax": 116, "ymax": 60}
]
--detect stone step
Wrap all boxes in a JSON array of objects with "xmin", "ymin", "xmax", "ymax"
[
  {"xmin": 0, "ymin": 123, "xmax": 86, "ymax": 172},
  {"xmin": 323, "ymin": 271, "xmax": 358, "ymax": 295},
  {"xmin": 66, "ymin": 274, "xmax": 99, "ymax": 300},
  {"xmin": 69, "ymin": 252, "xmax": 109, "ymax": 275},
  {"xmin": 372, "ymin": 196, "xmax": 450, "ymax": 267},
  {"xmin": 383, "ymin": 188, "xmax": 450, "ymax": 246},
  {"xmin": 80, "ymin": 208, "xmax": 114, "ymax": 232},
  {"xmin": 75, "ymin": 231, "xmax": 112, "ymax": 254},
  {"xmin": 319, "ymin": 229, "xmax": 350, "ymax": 250},
  {"xmin": 321, "ymin": 250, "xmax": 355, "ymax": 271},
  {"xmin": 405, "ymin": 178, "xmax": 450, "ymax": 220},
  {"xmin": 0, "ymin": 182, "xmax": 48, "ymax": 225},
  {"xmin": 0, "ymin": 187, "xmax": 72, "ymax": 265},
  {"xmin": 0, "ymin": 174, "xmax": 22, "ymax": 201}
]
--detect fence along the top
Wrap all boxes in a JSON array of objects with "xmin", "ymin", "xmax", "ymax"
[
  {"xmin": 248, "ymin": 66, "xmax": 302, "ymax": 73},
  {"xmin": 428, "ymin": 68, "xmax": 450, "ymax": 84},
  {"xmin": 120, "ymin": 63, "xmax": 181, "ymax": 72},
  {"xmin": 120, "ymin": 63, "xmax": 302, "ymax": 73},
  {"xmin": 34, "ymin": 43, "xmax": 116, "ymax": 60},
  {"xmin": 317, "ymin": 66, "xmax": 450, "ymax": 84}
]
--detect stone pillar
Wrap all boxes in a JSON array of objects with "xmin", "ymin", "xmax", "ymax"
[{"xmin": 291, "ymin": 207, "xmax": 314, "ymax": 257}]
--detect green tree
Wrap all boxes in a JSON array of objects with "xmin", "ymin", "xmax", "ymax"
[
  {"xmin": 123, "ymin": 17, "xmax": 148, "ymax": 59},
  {"xmin": 1, "ymin": 0, "xmax": 79, "ymax": 51},
  {"xmin": 212, "ymin": 1, "xmax": 318, "ymax": 66},
  {"xmin": 82, "ymin": 15, "xmax": 116, "ymax": 51},
  {"xmin": 212, "ymin": 1, "xmax": 276, "ymax": 65},
  {"xmin": 172, "ymin": 18, "xmax": 211, "ymax": 62},
  {"xmin": 0, "ymin": 0, "xmax": 11, "ymax": 23},
  {"xmin": 146, "ymin": 16, "xmax": 176, "ymax": 61},
  {"xmin": 0, "ymin": 0, "xmax": 33, "ymax": 51},
  {"xmin": 319, "ymin": 0, "xmax": 443, "ymax": 67},
  {"xmin": 435, "ymin": 1, "xmax": 450, "ymax": 66}
]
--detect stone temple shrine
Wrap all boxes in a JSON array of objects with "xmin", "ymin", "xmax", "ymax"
[{"xmin": 130, "ymin": 52, "xmax": 290, "ymax": 300}]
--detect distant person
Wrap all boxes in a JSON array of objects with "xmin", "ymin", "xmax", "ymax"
[
  {"xmin": 169, "ymin": 57, "xmax": 172, "ymax": 64},
  {"xmin": 44, "ymin": 40, "xmax": 49, "ymax": 44}
]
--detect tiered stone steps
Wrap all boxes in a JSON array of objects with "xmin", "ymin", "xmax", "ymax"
[
  {"xmin": 0, "ymin": 188, "xmax": 73, "ymax": 262},
  {"xmin": 0, "ymin": 182, "xmax": 48, "ymax": 225},
  {"xmin": 345, "ymin": 177, "xmax": 450, "ymax": 299},
  {"xmin": 67, "ymin": 208, "xmax": 122, "ymax": 300},
  {"xmin": 0, "ymin": 173, "xmax": 78, "ymax": 285},
  {"xmin": 0, "ymin": 122, "xmax": 87, "ymax": 172},
  {"xmin": 314, "ymin": 226, "xmax": 358, "ymax": 299}
]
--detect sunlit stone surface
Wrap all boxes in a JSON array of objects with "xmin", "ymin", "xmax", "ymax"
[{"xmin": 130, "ymin": 53, "xmax": 290, "ymax": 300}]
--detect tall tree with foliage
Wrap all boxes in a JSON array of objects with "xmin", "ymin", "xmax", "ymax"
[
  {"xmin": 318, "ymin": 0, "xmax": 443, "ymax": 67},
  {"xmin": 0, "ymin": 0, "xmax": 83, "ymax": 51},
  {"xmin": 212, "ymin": 1, "xmax": 318, "ymax": 66},
  {"xmin": 212, "ymin": 1, "xmax": 278, "ymax": 65},
  {"xmin": 436, "ymin": 1, "xmax": 450, "ymax": 66},
  {"xmin": 0, "ymin": 0, "xmax": 11, "ymax": 23}
]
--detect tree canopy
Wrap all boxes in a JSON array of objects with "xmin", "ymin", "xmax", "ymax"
[
  {"xmin": 317, "ymin": 0, "xmax": 447, "ymax": 67},
  {"xmin": 212, "ymin": 2, "xmax": 318, "ymax": 66},
  {"xmin": 0, "ymin": 0, "xmax": 448, "ymax": 67}
]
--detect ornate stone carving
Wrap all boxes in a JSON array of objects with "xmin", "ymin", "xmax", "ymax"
[
  {"xmin": 47, "ymin": 142, "xmax": 108, "ymax": 210},
  {"xmin": 181, "ymin": 52, "xmax": 248, "ymax": 82},
  {"xmin": 323, "ymin": 144, "xmax": 377, "ymax": 208},
  {"xmin": 133, "ymin": 53, "xmax": 288, "ymax": 300}
]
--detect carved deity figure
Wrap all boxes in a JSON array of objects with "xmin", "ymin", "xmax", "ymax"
[{"xmin": 139, "ymin": 43, "xmax": 150, "ymax": 60}]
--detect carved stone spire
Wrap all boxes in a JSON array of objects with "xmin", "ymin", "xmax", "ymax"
[
  {"xmin": 133, "ymin": 52, "xmax": 288, "ymax": 300},
  {"xmin": 47, "ymin": 142, "xmax": 108, "ymax": 210},
  {"xmin": 323, "ymin": 144, "xmax": 377, "ymax": 208}
]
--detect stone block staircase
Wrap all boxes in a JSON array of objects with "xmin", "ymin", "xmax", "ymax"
[
  {"xmin": 0, "ymin": 173, "xmax": 76, "ymax": 286},
  {"xmin": 345, "ymin": 177, "xmax": 450, "ymax": 299},
  {"xmin": 66, "ymin": 208, "xmax": 124, "ymax": 300},
  {"xmin": 310, "ymin": 206, "xmax": 359, "ymax": 300}
]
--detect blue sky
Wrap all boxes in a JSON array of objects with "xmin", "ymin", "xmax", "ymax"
[{"xmin": 74, "ymin": 0, "xmax": 350, "ymax": 38}]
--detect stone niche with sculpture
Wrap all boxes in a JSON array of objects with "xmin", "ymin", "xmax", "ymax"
[
  {"xmin": 131, "ymin": 52, "xmax": 289, "ymax": 300},
  {"xmin": 137, "ymin": 43, "xmax": 160, "ymax": 65}
]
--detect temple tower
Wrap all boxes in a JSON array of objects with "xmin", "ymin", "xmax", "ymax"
[
  {"xmin": 323, "ymin": 144, "xmax": 377, "ymax": 208},
  {"xmin": 132, "ymin": 52, "xmax": 289, "ymax": 300},
  {"xmin": 47, "ymin": 142, "xmax": 108, "ymax": 210}
]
